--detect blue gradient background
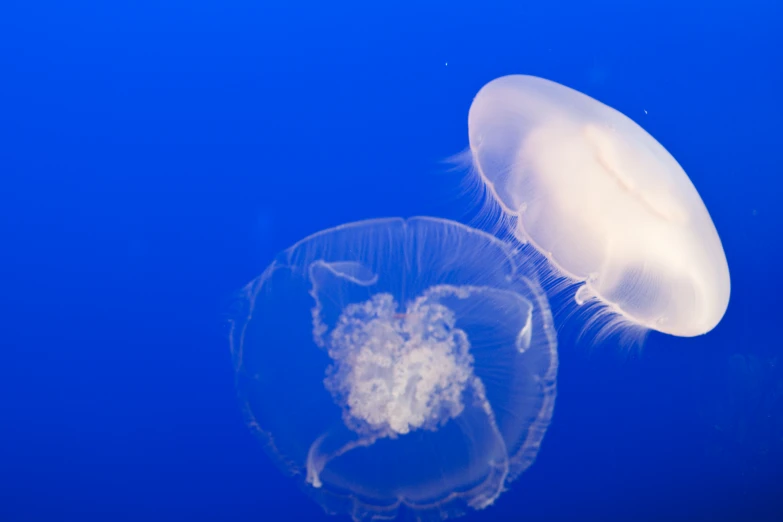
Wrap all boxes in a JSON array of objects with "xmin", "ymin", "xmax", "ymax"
[{"xmin": 1, "ymin": 1, "xmax": 781, "ymax": 521}]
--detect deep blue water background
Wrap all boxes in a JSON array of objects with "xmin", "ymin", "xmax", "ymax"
[{"xmin": 2, "ymin": 1, "xmax": 782, "ymax": 521}]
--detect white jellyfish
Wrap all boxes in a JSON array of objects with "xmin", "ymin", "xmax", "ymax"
[
  {"xmin": 229, "ymin": 217, "xmax": 558, "ymax": 521},
  {"xmin": 464, "ymin": 74, "xmax": 730, "ymax": 339}
]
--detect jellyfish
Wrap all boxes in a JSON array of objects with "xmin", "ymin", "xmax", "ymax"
[
  {"xmin": 464, "ymin": 74, "xmax": 730, "ymax": 339},
  {"xmin": 229, "ymin": 217, "xmax": 558, "ymax": 521}
]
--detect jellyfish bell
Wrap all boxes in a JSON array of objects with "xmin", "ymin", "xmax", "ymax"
[
  {"xmin": 465, "ymin": 74, "xmax": 730, "ymax": 339},
  {"xmin": 229, "ymin": 217, "xmax": 558, "ymax": 521}
]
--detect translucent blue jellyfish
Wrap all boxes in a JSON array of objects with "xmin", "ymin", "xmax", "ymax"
[
  {"xmin": 229, "ymin": 217, "xmax": 558, "ymax": 521},
  {"xmin": 464, "ymin": 74, "xmax": 730, "ymax": 339}
]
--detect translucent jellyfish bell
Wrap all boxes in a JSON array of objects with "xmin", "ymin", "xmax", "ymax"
[
  {"xmin": 467, "ymin": 74, "xmax": 730, "ymax": 337},
  {"xmin": 229, "ymin": 217, "xmax": 557, "ymax": 521}
]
